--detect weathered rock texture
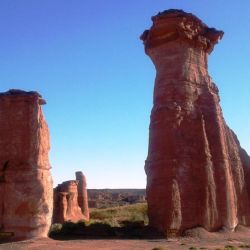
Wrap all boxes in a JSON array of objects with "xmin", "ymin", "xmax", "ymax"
[
  {"xmin": 141, "ymin": 9, "xmax": 250, "ymax": 235},
  {"xmin": 53, "ymin": 171, "xmax": 89, "ymax": 224},
  {"xmin": 0, "ymin": 89, "xmax": 53, "ymax": 240}
]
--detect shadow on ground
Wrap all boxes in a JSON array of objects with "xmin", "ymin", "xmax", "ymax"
[{"xmin": 49, "ymin": 221, "xmax": 164, "ymax": 240}]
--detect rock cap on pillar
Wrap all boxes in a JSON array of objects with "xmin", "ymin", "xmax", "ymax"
[
  {"xmin": 140, "ymin": 9, "xmax": 224, "ymax": 54},
  {"xmin": 0, "ymin": 89, "xmax": 47, "ymax": 105}
]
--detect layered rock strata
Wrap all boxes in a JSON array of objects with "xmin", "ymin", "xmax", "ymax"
[
  {"xmin": 141, "ymin": 9, "xmax": 250, "ymax": 235},
  {"xmin": 0, "ymin": 89, "xmax": 53, "ymax": 240},
  {"xmin": 53, "ymin": 171, "xmax": 89, "ymax": 223}
]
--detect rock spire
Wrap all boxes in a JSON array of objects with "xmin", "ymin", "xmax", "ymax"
[
  {"xmin": 53, "ymin": 171, "xmax": 89, "ymax": 224},
  {"xmin": 141, "ymin": 9, "xmax": 250, "ymax": 235}
]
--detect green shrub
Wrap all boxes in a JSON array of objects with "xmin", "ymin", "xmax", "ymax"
[
  {"xmin": 239, "ymin": 245, "xmax": 250, "ymax": 248},
  {"xmin": 87, "ymin": 222, "xmax": 115, "ymax": 237},
  {"xmin": 59, "ymin": 220, "xmax": 87, "ymax": 235},
  {"xmin": 119, "ymin": 220, "xmax": 144, "ymax": 228},
  {"xmin": 49, "ymin": 223, "xmax": 62, "ymax": 235},
  {"xmin": 61, "ymin": 221, "xmax": 77, "ymax": 234},
  {"xmin": 76, "ymin": 220, "xmax": 87, "ymax": 228}
]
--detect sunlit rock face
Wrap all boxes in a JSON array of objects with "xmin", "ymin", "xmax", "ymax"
[
  {"xmin": 53, "ymin": 171, "xmax": 89, "ymax": 224},
  {"xmin": 141, "ymin": 9, "xmax": 250, "ymax": 235},
  {"xmin": 0, "ymin": 89, "xmax": 53, "ymax": 240},
  {"xmin": 76, "ymin": 171, "xmax": 90, "ymax": 221}
]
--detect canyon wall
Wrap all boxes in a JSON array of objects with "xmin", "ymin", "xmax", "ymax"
[{"xmin": 141, "ymin": 9, "xmax": 250, "ymax": 235}]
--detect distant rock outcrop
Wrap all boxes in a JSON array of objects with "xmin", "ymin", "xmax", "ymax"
[
  {"xmin": 53, "ymin": 171, "xmax": 89, "ymax": 224},
  {"xmin": 88, "ymin": 189, "xmax": 146, "ymax": 208},
  {"xmin": 76, "ymin": 171, "xmax": 90, "ymax": 220},
  {"xmin": 141, "ymin": 9, "xmax": 250, "ymax": 235},
  {"xmin": 0, "ymin": 89, "xmax": 53, "ymax": 240}
]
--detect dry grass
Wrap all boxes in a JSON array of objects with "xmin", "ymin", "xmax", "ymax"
[{"xmin": 89, "ymin": 202, "xmax": 148, "ymax": 227}]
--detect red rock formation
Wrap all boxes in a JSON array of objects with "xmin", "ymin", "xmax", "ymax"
[
  {"xmin": 0, "ymin": 89, "xmax": 53, "ymax": 240},
  {"xmin": 53, "ymin": 172, "xmax": 89, "ymax": 224},
  {"xmin": 141, "ymin": 9, "xmax": 250, "ymax": 235},
  {"xmin": 76, "ymin": 171, "xmax": 89, "ymax": 220}
]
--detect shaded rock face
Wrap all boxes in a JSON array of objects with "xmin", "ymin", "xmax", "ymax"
[
  {"xmin": 141, "ymin": 10, "xmax": 250, "ymax": 235},
  {"xmin": 53, "ymin": 171, "xmax": 89, "ymax": 224},
  {"xmin": 0, "ymin": 89, "xmax": 53, "ymax": 240}
]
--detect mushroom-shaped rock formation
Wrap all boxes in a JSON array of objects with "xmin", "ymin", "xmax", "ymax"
[
  {"xmin": 0, "ymin": 89, "xmax": 53, "ymax": 240},
  {"xmin": 53, "ymin": 171, "xmax": 89, "ymax": 224},
  {"xmin": 141, "ymin": 9, "xmax": 250, "ymax": 235}
]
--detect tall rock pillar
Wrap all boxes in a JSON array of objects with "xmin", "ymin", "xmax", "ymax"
[
  {"xmin": 76, "ymin": 171, "xmax": 89, "ymax": 221},
  {"xmin": 141, "ymin": 10, "xmax": 250, "ymax": 235},
  {"xmin": 0, "ymin": 89, "xmax": 53, "ymax": 240}
]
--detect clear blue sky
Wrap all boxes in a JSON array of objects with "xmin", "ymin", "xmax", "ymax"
[{"xmin": 0, "ymin": 1, "xmax": 249, "ymax": 188}]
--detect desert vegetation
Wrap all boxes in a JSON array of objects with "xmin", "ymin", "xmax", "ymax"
[
  {"xmin": 90, "ymin": 202, "xmax": 148, "ymax": 226},
  {"xmin": 49, "ymin": 202, "xmax": 163, "ymax": 239}
]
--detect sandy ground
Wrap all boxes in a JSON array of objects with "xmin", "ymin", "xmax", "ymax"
[{"xmin": 1, "ymin": 226, "xmax": 250, "ymax": 250}]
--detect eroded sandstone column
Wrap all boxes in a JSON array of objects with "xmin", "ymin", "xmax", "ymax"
[
  {"xmin": 76, "ymin": 171, "xmax": 89, "ymax": 220},
  {"xmin": 141, "ymin": 9, "xmax": 250, "ymax": 235},
  {"xmin": 0, "ymin": 89, "xmax": 53, "ymax": 240},
  {"xmin": 53, "ymin": 173, "xmax": 89, "ymax": 224}
]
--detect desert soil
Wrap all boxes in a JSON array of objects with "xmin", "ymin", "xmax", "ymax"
[{"xmin": 1, "ymin": 226, "xmax": 250, "ymax": 250}]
